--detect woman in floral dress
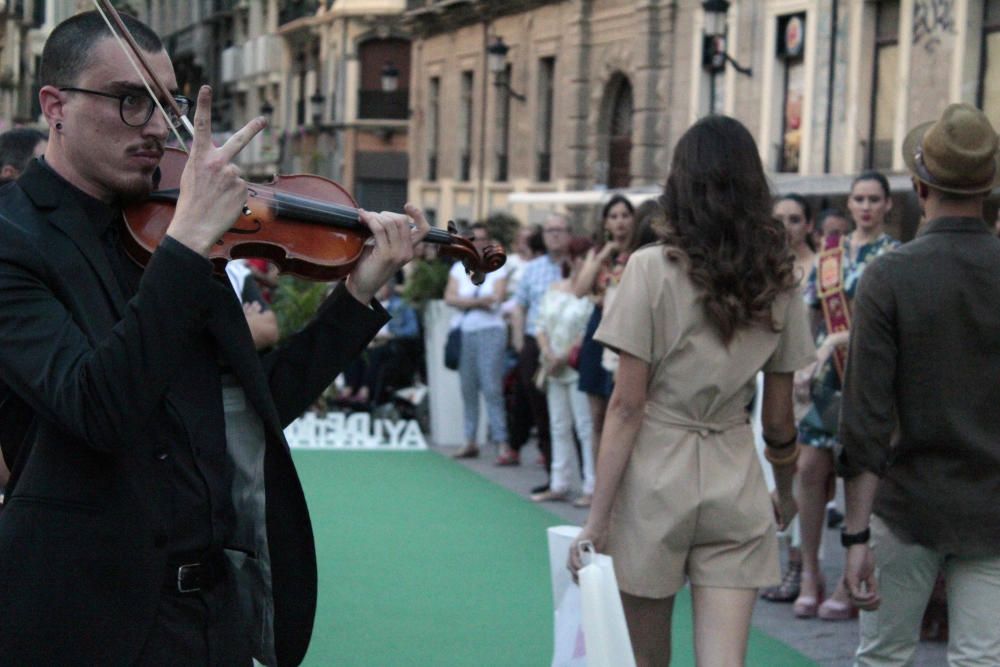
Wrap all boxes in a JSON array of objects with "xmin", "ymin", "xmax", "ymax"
[{"xmin": 794, "ymin": 171, "xmax": 900, "ymax": 619}]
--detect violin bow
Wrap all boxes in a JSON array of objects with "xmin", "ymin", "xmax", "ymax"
[
  {"xmin": 91, "ymin": 0, "xmax": 195, "ymax": 151},
  {"xmin": 91, "ymin": 1, "xmax": 254, "ymax": 216}
]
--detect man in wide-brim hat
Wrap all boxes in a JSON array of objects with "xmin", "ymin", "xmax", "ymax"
[{"xmin": 837, "ymin": 102, "xmax": 1000, "ymax": 666}]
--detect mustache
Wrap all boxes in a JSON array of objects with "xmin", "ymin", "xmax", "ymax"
[{"xmin": 129, "ymin": 141, "xmax": 164, "ymax": 156}]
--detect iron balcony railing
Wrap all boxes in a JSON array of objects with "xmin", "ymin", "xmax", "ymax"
[{"xmin": 358, "ymin": 89, "xmax": 409, "ymax": 120}]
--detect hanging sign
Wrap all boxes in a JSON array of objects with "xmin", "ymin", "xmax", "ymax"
[{"xmin": 777, "ymin": 13, "xmax": 807, "ymax": 59}]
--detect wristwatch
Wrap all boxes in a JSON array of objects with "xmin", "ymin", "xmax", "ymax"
[{"xmin": 840, "ymin": 526, "xmax": 871, "ymax": 548}]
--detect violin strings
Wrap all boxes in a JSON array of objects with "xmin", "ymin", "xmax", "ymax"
[
  {"xmin": 243, "ymin": 185, "xmax": 363, "ymax": 223},
  {"xmin": 238, "ymin": 185, "xmax": 454, "ymax": 244}
]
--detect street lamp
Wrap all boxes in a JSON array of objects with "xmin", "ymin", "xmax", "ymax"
[
  {"xmin": 381, "ymin": 61, "xmax": 400, "ymax": 93},
  {"xmin": 309, "ymin": 89, "xmax": 326, "ymax": 129},
  {"xmin": 258, "ymin": 99, "xmax": 282, "ymax": 166},
  {"xmin": 486, "ymin": 36, "xmax": 525, "ymax": 101},
  {"xmin": 701, "ymin": 0, "xmax": 752, "ymax": 76}
]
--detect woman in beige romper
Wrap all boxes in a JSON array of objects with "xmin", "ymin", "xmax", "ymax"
[{"xmin": 569, "ymin": 116, "xmax": 815, "ymax": 666}]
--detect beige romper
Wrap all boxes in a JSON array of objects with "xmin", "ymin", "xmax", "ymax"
[{"xmin": 595, "ymin": 246, "xmax": 815, "ymax": 599}]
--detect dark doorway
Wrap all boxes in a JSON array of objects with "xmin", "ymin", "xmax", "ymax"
[{"xmin": 607, "ymin": 77, "xmax": 633, "ymax": 188}]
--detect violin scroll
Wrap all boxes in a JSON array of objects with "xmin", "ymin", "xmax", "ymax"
[{"xmin": 432, "ymin": 221, "xmax": 506, "ymax": 286}]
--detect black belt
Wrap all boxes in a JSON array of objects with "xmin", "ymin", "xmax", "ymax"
[{"xmin": 164, "ymin": 553, "xmax": 225, "ymax": 594}]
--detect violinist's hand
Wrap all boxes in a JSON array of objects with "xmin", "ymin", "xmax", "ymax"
[
  {"xmin": 347, "ymin": 203, "xmax": 431, "ymax": 305},
  {"xmin": 168, "ymin": 85, "xmax": 267, "ymax": 256}
]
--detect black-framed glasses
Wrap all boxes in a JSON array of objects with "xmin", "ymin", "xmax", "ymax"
[{"xmin": 59, "ymin": 87, "xmax": 192, "ymax": 128}]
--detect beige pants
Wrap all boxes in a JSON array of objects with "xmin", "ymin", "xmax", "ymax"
[{"xmin": 855, "ymin": 515, "xmax": 1000, "ymax": 667}]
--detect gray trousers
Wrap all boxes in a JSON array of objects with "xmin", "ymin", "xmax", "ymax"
[{"xmin": 458, "ymin": 326, "xmax": 509, "ymax": 444}]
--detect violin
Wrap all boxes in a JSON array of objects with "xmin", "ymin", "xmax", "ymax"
[
  {"xmin": 122, "ymin": 148, "xmax": 506, "ymax": 283},
  {"xmin": 92, "ymin": 0, "xmax": 506, "ymax": 284}
]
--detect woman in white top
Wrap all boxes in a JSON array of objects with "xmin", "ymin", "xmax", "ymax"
[{"xmin": 445, "ymin": 222, "xmax": 510, "ymax": 458}]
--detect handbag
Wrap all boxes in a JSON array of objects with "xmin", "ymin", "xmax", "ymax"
[
  {"xmin": 444, "ymin": 284, "xmax": 482, "ymax": 372},
  {"xmin": 443, "ymin": 327, "xmax": 462, "ymax": 371},
  {"xmin": 567, "ymin": 343, "xmax": 582, "ymax": 370},
  {"xmin": 810, "ymin": 372, "xmax": 842, "ymax": 435},
  {"xmin": 577, "ymin": 541, "xmax": 637, "ymax": 667}
]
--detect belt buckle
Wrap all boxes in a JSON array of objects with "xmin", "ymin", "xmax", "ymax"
[{"xmin": 176, "ymin": 562, "xmax": 202, "ymax": 593}]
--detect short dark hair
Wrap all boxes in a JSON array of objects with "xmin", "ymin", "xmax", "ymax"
[
  {"xmin": 0, "ymin": 128, "xmax": 46, "ymax": 170},
  {"xmin": 469, "ymin": 221, "xmax": 490, "ymax": 237},
  {"xmin": 816, "ymin": 207, "xmax": 852, "ymax": 233},
  {"xmin": 40, "ymin": 11, "xmax": 163, "ymax": 88},
  {"xmin": 527, "ymin": 224, "xmax": 545, "ymax": 254},
  {"xmin": 633, "ymin": 199, "xmax": 666, "ymax": 248}
]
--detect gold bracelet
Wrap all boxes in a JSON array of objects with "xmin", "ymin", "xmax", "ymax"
[{"xmin": 765, "ymin": 444, "xmax": 800, "ymax": 467}]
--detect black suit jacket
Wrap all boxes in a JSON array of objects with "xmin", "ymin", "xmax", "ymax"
[{"xmin": 0, "ymin": 161, "xmax": 387, "ymax": 665}]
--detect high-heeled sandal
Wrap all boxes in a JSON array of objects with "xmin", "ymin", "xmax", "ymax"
[
  {"xmin": 818, "ymin": 596, "xmax": 858, "ymax": 620},
  {"xmin": 818, "ymin": 578, "xmax": 858, "ymax": 620},
  {"xmin": 761, "ymin": 561, "xmax": 802, "ymax": 602},
  {"xmin": 793, "ymin": 574, "xmax": 825, "ymax": 618}
]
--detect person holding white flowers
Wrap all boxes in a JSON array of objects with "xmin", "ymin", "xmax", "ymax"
[{"xmin": 532, "ymin": 237, "xmax": 596, "ymax": 505}]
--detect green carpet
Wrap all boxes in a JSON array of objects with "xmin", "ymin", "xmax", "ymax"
[{"xmin": 294, "ymin": 450, "xmax": 814, "ymax": 666}]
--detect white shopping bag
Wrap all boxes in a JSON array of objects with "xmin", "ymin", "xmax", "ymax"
[
  {"xmin": 577, "ymin": 541, "xmax": 637, "ymax": 667},
  {"xmin": 547, "ymin": 526, "xmax": 587, "ymax": 667}
]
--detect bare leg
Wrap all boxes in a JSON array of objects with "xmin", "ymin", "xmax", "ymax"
[
  {"xmin": 621, "ymin": 591, "xmax": 675, "ymax": 667},
  {"xmin": 691, "ymin": 586, "xmax": 757, "ymax": 666},
  {"xmin": 796, "ymin": 444, "xmax": 833, "ymax": 614}
]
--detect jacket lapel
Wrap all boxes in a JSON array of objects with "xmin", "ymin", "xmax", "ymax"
[{"xmin": 18, "ymin": 162, "xmax": 126, "ymax": 319}]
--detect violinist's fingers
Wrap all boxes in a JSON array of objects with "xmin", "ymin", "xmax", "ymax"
[
  {"xmin": 378, "ymin": 211, "xmax": 409, "ymax": 265},
  {"xmin": 218, "ymin": 116, "xmax": 268, "ymax": 163},
  {"xmin": 404, "ymin": 203, "xmax": 431, "ymax": 246},
  {"xmin": 384, "ymin": 210, "xmax": 409, "ymax": 249},
  {"xmin": 359, "ymin": 208, "xmax": 391, "ymax": 254},
  {"xmin": 190, "ymin": 85, "xmax": 214, "ymax": 154}
]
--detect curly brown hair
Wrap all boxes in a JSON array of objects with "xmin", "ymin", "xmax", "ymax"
[{"xmin": 660, "ymin": 116, "xmax": 796, "ymax": 343}]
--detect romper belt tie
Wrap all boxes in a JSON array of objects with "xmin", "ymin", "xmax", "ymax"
[{"xmin": 645, "ymin": 403, "xmax": 749, "ymax": 438}]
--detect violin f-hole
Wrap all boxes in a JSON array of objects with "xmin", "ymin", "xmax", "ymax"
[{"xmin": 228, "ymin": 218, "xmax": 263, "ymax": 235}]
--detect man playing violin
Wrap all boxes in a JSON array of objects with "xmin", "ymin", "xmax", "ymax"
[{"xmin": 0, "ymin": 10, "xmax": 429, "ymax": 666}]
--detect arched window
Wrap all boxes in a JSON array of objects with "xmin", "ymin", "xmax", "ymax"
[{"xmin": 607, "ymin": 77, "xmax": 633, "ymax": 188}]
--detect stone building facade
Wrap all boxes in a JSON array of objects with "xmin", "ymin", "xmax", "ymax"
[
  {"xmin": 0, "ymin": 0, "xmax": 79, "ymax": 129},
  {"xmin": 277, "ymin": 0, "xmax": 411, "ymax": 212},
  {"xmin": 142, "ymin": 0, "xmax": 411, "ymax": 213},
  {"xmin": 405, "ymin": 0, "xmax": 999, "ymax": 231}
]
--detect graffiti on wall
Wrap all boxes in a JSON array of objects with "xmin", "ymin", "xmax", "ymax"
[{"xmin": 913, "ymin": 0, "xmax": 956, "ymax": 54}]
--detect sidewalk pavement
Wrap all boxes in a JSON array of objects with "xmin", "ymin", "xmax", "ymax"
[{"xmin": 431, "ymin": 439, "xmax": 948, "ymax": 667}]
